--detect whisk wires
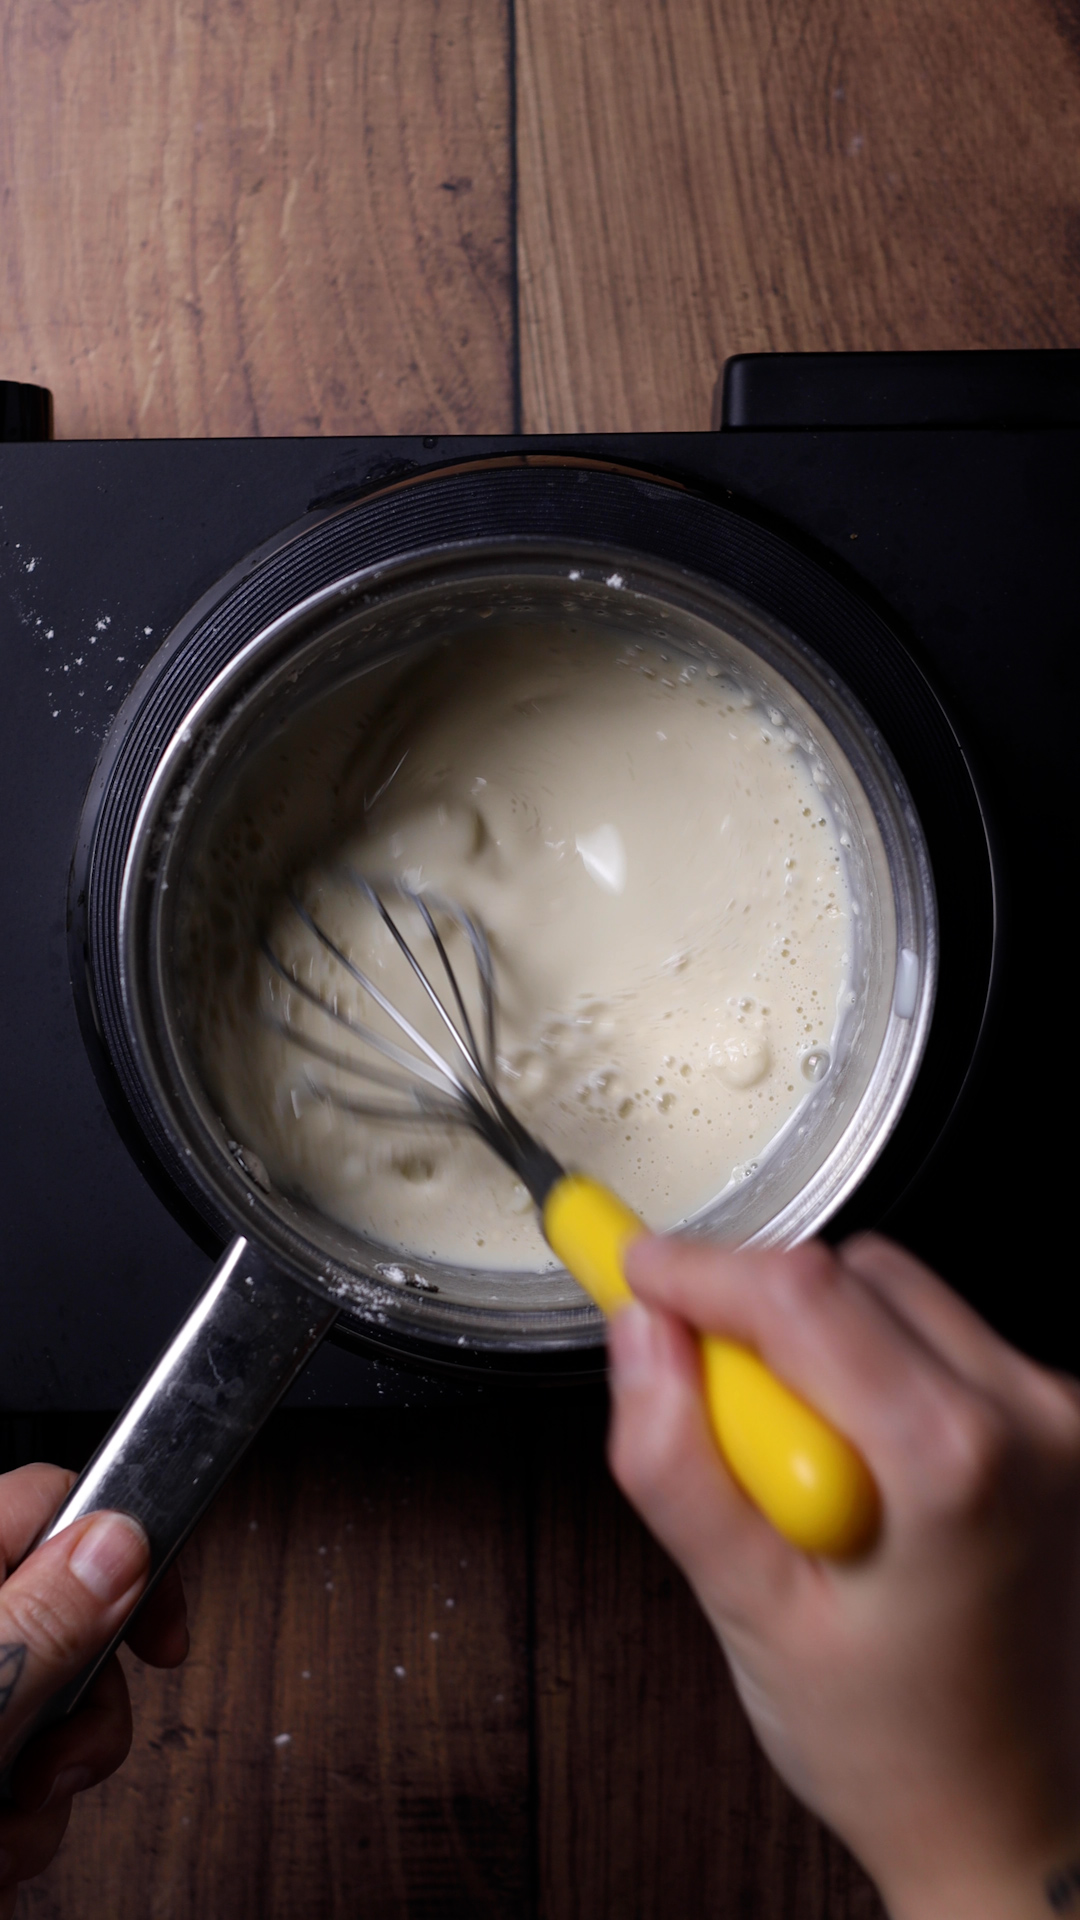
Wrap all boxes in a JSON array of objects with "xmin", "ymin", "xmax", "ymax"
[{"xmin": 261, "ymin": 875, "xmax": 562, "ymax": 1205}]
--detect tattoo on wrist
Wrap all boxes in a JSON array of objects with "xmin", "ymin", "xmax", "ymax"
[
  {"xmin": 0, "ymin": 1643, "xmax": 27, "ymax": 1715},
  {"xmin": 1046, "ymin": 1862, "xmax": 1080, "ymax": 1912}
]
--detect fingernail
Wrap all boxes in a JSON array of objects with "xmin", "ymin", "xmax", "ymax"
[
  {"xmin": 43, "ymin": 1763, "xmax": 93, "ymax": 1807},
  {"xmin": 69, "ymin": 1512, "xmax": 149, "ymax": 1603},
  {"xmin": 609, "ymin": 1302, "xmax": 663, "ymax": 1387}
]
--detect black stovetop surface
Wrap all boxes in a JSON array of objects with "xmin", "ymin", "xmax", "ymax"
[{"xmin": 0, "ymin": 424, "xmax": 1073, "ymax": 1408}]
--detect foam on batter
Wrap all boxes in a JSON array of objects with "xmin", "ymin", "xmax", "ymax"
[{"xmin": 182, "ymin": 626, "xmax": 852, "ymax": 1269}]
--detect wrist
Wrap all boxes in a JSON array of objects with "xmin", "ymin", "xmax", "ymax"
[{"xmin": 879, "ymin": 1834, "xmax": 1080, "ymax": 1920}]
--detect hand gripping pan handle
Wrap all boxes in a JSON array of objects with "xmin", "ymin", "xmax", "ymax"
[{"xmin": 3, "ymin": 1237, "xmax": 337, "ymax": 1781}]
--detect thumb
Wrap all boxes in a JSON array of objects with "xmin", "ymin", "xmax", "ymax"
[{"xmin": 0, "ymin": 1512, "xmax": 149, "ymax": 1765}]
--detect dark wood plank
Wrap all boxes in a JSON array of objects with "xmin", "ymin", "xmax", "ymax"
[
  {"xmin": 517, "ymin": 0, "xmax": 1080, "ymax": 431},
  {"xmin": 531, "ymin": 1402, "xmax": 885, "ymax": 1920},
  {"xmin": 0, "ymin": 0, "xmax": 514, "ymax": 437},
  {"xmin": 22, "ymin": 1412, "xmax": 532, "ymax": 1919}
]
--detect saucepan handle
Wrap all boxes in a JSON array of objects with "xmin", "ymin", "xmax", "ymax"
[{"xmin": 9, "ymin": 1236, "xmax": 338, "ymax": 1760}]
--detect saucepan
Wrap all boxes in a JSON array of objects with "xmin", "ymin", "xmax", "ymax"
[{"xmin": 31, "ymin": 502, "xmax": 935, "ymax": 1741}]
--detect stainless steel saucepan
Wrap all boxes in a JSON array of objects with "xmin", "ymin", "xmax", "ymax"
[{"xmin": 29, "ymin": 543, "xmax": 935, "ymax": 1742}]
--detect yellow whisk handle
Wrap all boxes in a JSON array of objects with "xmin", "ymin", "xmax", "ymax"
[
  {"xmin": 699, "ymin": 1339, "xmax": 878, "ymax": 1557},
  {"xmin": 542, "ymin": 1174, "xmax": 641, "ymax": 1316},
  {"xmin": 541, "ymin": 1173, "xmax": 878, "ymax": 1558}
]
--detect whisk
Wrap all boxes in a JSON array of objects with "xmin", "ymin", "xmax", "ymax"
[{"xmin": 264, "ymin": 874, "xmax": 877, "ymax": 1558}]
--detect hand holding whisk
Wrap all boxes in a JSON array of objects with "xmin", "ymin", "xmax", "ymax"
[{"xmin": 264, "ymin": 875, "xmax": 878, "ymax": 1558}]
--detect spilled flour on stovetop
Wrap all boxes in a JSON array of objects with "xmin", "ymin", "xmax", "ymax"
[{"xmin": 179, "ymin": 627, "xmax": 852, "ymax": 1268}]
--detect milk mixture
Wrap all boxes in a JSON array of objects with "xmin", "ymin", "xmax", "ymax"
[{"xmin": 183, "ymin": 627, "xmax": 852, "ymax": 1268}]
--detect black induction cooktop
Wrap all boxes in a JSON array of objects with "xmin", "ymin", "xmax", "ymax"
[{"xmin": 1, "ymin": 352, "xmax": 1074, "ymax": 1410}]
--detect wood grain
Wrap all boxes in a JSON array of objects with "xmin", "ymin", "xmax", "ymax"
[
  {"xmin": 0, "ymin": 0, "xmax": 513, "ymax": 437},
  {"xmin": 11, "ymin": 1407, "xmax": 886, "ymax": 1916},
  {"xmin": 530, "ymin": 1404, "xmax": 884, "ymax": 1920},
  {"xmin": 22, "ymin": 1413, "xmax": 532, "ymax": 1919},
  {"xmin": 517, "ymin": 0, "xmax": 1080, "ymax": 431}
]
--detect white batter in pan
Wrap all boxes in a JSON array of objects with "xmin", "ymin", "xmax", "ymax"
[{"xmin": 182, "ymin": 626, "xmax": 852, "ymax": 1268}]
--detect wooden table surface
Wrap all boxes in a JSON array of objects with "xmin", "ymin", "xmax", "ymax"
[{"xmin": 3, "ymin": 2, "xmax": 1078, "ymax": 1913}]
